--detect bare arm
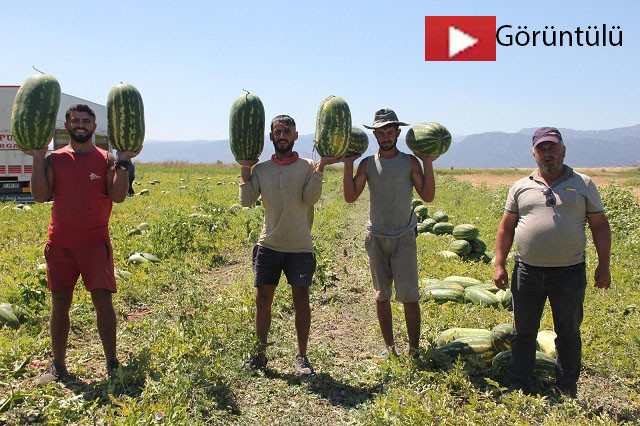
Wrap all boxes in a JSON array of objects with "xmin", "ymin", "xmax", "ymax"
[
  {"xmin": 410, "ymin": 154, "xmax": 438, "ymax": 202},
  {"xmin": 25, "ymin": 148, "xmax": 53, "ymax": 203},
  {"xmin": 343, "ymin": 156, "xmax": 367, "ymax": 203},
  {"xmin": 493, "ymin": 213, "xmax": 518, "ymax": 290},
  {"xmin": 587, "ymin": 213, "xmax": 611, "ymax": 289}
]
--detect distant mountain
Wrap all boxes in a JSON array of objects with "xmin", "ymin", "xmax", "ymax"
[{"xmin": 136, "ymin": 125, "xmax": 640, "ymax": 167}]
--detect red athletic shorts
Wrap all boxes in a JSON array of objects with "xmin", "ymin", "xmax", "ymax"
[{"xmin": 45, "ymin": 242, "xmax": 117, "ymax": 293}]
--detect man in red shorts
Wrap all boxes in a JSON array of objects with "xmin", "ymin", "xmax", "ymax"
[{"xmin": 22, "ymin": 104, "xmax": 140, "ymax": 385}]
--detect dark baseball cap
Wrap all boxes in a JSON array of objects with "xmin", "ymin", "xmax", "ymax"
[{"xmin": 532, "ymin": 127, "xmax": 563, "ymax": 147}]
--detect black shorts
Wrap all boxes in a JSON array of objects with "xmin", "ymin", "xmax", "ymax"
[{"xmin": 252, "ymin": 245, "xmax": 316, "ymax": 287}]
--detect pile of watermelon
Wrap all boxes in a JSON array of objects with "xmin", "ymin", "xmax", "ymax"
[
  {"xmin": 422, "ymin": 275, "xmax": 512, "ymax": 310},
  {"xmin": 413, "ymin": 200, "xmax": 492, "ymax": 262},
  {"xmin": 434, "ymin": 324, "xmax": 558, "ymax": 384}
]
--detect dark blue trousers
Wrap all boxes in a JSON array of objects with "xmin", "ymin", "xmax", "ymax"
[{"xmin": 510, "ymin": 262, "xmax": 587, "ymax": 393}]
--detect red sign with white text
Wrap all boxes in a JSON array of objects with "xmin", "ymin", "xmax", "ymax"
[{"xmin": 425, "ymin": 16, "xmax": 496, "ymax": 61}]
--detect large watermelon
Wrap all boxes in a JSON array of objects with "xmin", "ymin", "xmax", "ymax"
[
  {"xmin": 469, "ymin": 238, "xmax": 487, "ymax": 254},
  {"xmin": 414, "ymin": 205, "xmax": 429, "ymax": 220},
  {"xmin": 107, "ymin": 83, "xmax": 145, "ymax": 152},
  {"xmin": 405, "ymin": 122, "xmax": 452, "ymax": 156},
  {"xmin": 424, "ymin": 288, "xmax": 464, "ymax": 304},
  {"xmin": 452, "ymin": 224, "xmax": 479, "ymax": 241},
  {"xmin": 436, "ymin": 328, "xmax": 491, "ymax": 346},
  {"xmin": 421, "ymin": 218, "xmax": 437, "ymax": 232},
  {"xmin": 536, "ymin": 330, "xmax": 557, "ymax": 358},
  {"xmin": 314, "ymin": 95, "xmax": 351, "ymax": 157},
  {"xmin": 490, "ymin": 323, "xmax": 514, "ymax": 352},
  {"xmin": 431, "ymin": 211, "xmax": 449, "ymax": 223},
  {"xmin": 443, "ymin": 276, "xmax": 482, "ymax": 288},
  {"xmin": 422, "ymin": 282, "xmax": 464, "ymax": 293},
  {"xmin": 229, "ymin": 91, "xmax": 265, "ymax": 161},
  {"xmin": 433, "ymin": 222, "xmax": 454, "ymax": 235},
  {"xmin": 468, "ymin": 283, "xmax": 500, "ymax": 294},
  {"xmin": 464, "ymin": 286, "xmax": 501, "ymax": 308},
  {"xmin": 449, "ymin": 240, "xmax": 472, "ymax": 256},
  {"xmin": 344, "ymin": 126, "xmax": 369, "ymax": 157},
  {"xmin": 436, "ymin": 336, "xmax": 495, "ymax": 364},
  {"xmin": 0, "ymin": 304, "xmax": 19, "ymax": 329},
  {"xmin": 11, "ymin": 74, "xmax": 60, "ymax": 150},
  {"xmin": 491, "ymin": 350, "xmax": 556, "ymax": 383}
]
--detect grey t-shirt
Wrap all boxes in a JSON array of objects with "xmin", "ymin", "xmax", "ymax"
[
  {"xmin": 365, "ymin": 152, "xmax": 418, "ymax": 238},
  {"xmin": 505, "ymin": 165, "xmax": 605, "ymax": 267}
]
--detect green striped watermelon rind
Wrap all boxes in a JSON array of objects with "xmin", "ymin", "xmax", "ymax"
[
  {"xmin": 107, "ymin": 83, "xmax": 145, "ymax": 152},
  {"xmin": 314, "ymin": 95, "xmax": 351, "ymax": 157},
  {"xmin": 344, "ymin": 126, "xmax": 368, "ymax": 157},
  {"xmin": 11, "ymin": 74, "xmax": 61, "ymax": 150},
  {"xmin": 229, "ymin": 92, "xmax": 265, "ymax": 161},
  {"xmin": 405, "ymin": 122, "xmax": 452, "ymax": 156}
]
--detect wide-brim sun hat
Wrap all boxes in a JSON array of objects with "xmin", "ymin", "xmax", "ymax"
[{"xmin": 363, "ymin": 108, "xmax": 409, "ymax": 129}]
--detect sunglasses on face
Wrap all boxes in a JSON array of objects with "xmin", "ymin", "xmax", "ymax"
[{"xmin": 543, "ymin": 188, "xmax": 556, "ymax": 207}]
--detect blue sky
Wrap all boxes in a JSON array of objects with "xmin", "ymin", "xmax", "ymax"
[{"xmin": 3, "ymin": 0, "xmax": 639, "ymax": 140}]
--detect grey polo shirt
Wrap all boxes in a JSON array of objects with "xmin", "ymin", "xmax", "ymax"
[{"xmin": 505, "ymin": 165, "xmax": 605, "ymax": 267}]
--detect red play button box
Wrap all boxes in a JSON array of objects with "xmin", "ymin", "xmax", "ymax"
[{"xmin": 425, "ymin": 16, "xmax": 496, "ymax": 61}]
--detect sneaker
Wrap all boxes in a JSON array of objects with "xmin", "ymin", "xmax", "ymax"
[
  {"xmin": 107, "ymin": 358, "xmax": 121, "ymax": 377},
  {"xmin": 245, "ymin": 354, "xmax": 268, "ymax": 370},
  {"xmin": 294, "ymin": 355, "xmax": 314, "ymax": 375},
  {"xmin": 36, "ymin": 361, "xmax": 68, "ymax": 386}
]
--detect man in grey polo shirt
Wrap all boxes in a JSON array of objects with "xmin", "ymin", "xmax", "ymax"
[{"xmin": 493, "ymin": 127, "xmax": 611, "ymax": 398}]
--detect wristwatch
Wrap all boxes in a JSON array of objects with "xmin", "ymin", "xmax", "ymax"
[{"xmin": 115, "ymin": 160, "xmax": 132, "ymax": 172}]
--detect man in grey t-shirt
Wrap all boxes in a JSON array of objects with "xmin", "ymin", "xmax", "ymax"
[
  {"xmin": 493, "ymin": 127, "xmax": 611, "ymax": 398},
  {"xmin": 342, "ymin": 109, "xmax": 438, "ymax": 357}
]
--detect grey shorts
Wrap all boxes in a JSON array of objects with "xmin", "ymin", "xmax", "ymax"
[{"xmin": 364, "ymin": 230, "xmax": 420, "ymax": 302}]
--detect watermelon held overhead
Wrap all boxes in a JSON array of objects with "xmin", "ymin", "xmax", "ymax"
[
  {"xmin": 405, "ymin": 122, "xmax": 452, "ymax": 156},
  {"xmin": 314, "ymin": 95, "xmax": 351, "ymax": 157},
  {"xmin": 107, "ymin": 83, "xmax": 145, "ymax": 152},
  {"xmin": 229, "ymin": 91, "xmax": 265, "ymax": 161},
  {"xmin": 12, "ymin": 73, "xmax": 61, "ymax": 150},
  {"xmin": 344, "ymin": 126, "xmax": 369, "ymax": 157}
]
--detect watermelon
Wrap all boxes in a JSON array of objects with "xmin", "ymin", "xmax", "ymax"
[
  {"xmin": 436, "ymin": 328, "xmax": 491, "ymax": 347},
  {"xmin": 491, "ymin": 323, "xmax": 514, "ymax": 352},
  {"xmin": 433, "ymin": 222, "xmax": 454, "ymax": 235},
  {"xmin": 416, "ymin": 223, "xmax": 429, "ymax": 233},
  {"xmin": 491, "ymin": 350, "xmax": 556, "ymax": 382},
  {"xmin": 464, "ymin": 286, "xmax": 501, "ymax": 308},
  {"xmin": 344, "ymin": 126, "xmax": 369, "ymax": 157},
  {"xmin": 0, "ymin": 304, "xmax": 19, "ymax": 329},
  {"xmin": 443, "ymin": 276, "xmax": 482, "ymax": 288},
  {"xmin": 405, "ymin": 122, "xmax": 452, "ymax": 156},
  {"xmin": 107, "ymin": 83, "xmax": 145, "ymax": 152},
  {"xmin": 423, "ymin": 282, "xmax": 464, "ymax": 293},
  {"xmin": 437, "ymin": 250, "xmax": 459, "ymax": 259},
  {"xmin": 500, "ymin": 288, "xmax": 513, "ymax": 309},
  {"xmin": 228, "ymin": 91, "xmax": 265, "ymax": 161},
  {"xmin": 424, "ymin": 288, "xmax": 464, "ymax": 304},
  {"xmin": 452, "ymin": 224, "xmax": 479, "ymax": 241},
  {"xmin": 431, "ymin": 211, "xmax": 449, "ymax": 223},
  {"xmin": 536, "ymin": 330, "xmax": 557, "ymax": 358},
  {"xmin": 469, "ymin": 238, "xmax": 487, "ymax": 254},
  {"xmin": 11, "ymin": 74, "xmax": 61, "ymax": 150},
  {"xmin": 436, "ymin": 336, "xmax": 495, "ymax": 364},
  {"xmin": 414, "ymin": 205, "xmax": 429, "ymax": 220},
  {"xmin": 314, "ymin": 95, "xmax": 351, "ymax": 157},
  {"xmin": 449, "ymin": 240, "xmax": 472, "ymax": 256},
  {"xmin": 421, "ymin": 218, "xmax": 437, "ymax": 232},
  {"xmin": 411, "ymin": 198, "xmax": 423, "ymax": 209}
]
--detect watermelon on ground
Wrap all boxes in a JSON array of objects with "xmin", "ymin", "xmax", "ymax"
[{"xmin": 436, "ymin": 328, "xmax": 491, "ymax": 347}]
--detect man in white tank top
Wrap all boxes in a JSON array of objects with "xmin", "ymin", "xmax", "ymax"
[{"xmin": 342, "ymin": 109, "xmax": 438, "ymax": 357}]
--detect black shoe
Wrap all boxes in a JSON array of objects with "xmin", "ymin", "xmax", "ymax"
[
  {"xmin": 36, "ymin": 361, "xmax": 68, "ymax": 386},
  {"xmin": 245, "ymin": 354, "xmax": 268, "ymax": 370},
  {"xmin": 107, "ymin": 358, "xmax": 121, "ymax": 377},
  {"xmin": 553, "ymin": 385, "xmax": 577, "ymax": 399},
  {"xmin": 294, "ymin": 355, "xmax": 315, "ymax": 375}
]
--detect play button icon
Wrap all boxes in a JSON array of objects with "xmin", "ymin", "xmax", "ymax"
[
  {"xmin": 449, "ymin": 26, "xmax": 478, "ymax": 58},
  {"xmin": 425, "ymin": 16, "xmax": 497, "ymax": 61}
]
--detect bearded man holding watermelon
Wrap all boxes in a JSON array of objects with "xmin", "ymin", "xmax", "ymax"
[
  {"xmin": 238, "ymin": 115, "xmax": 340, "ymax": 375},
  {"xmin": 493, "ymin": 127, "xmax": 611, "ymax": 398},
  {"xmin": 342, "ymin": 109, "xmax": 439, "ymax": 358},
  {"xmin": 22, "ymin": 104, "xmax": 140, "ymax": 385}
]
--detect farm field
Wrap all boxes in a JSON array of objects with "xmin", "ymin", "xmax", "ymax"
[{"xmin": 1, "ymin": 164, "xmax": 639, "ymax": 425}]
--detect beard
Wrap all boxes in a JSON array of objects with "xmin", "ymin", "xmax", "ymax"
[
  {"xmin": 379, "ymin": 139, "xmax": 397, "ymax": 152},
  {"xmin": 273, "ymin": 140, "xmax": 294, "ymax": 154},
  {"xmin": 69, "ymin": 128, "xmax": 94, "ymax": 144},
  {"xmin": 537, "ymin": 156, "xmax": 564, "ymax": 175}
]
